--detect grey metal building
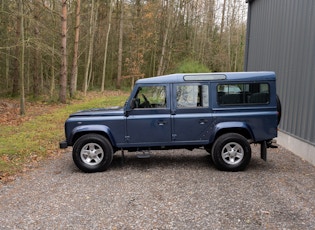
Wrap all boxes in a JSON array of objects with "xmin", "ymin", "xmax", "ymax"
[{"xmin": 245, "ymin": 0, "xmax": 315, "ymax": 165}]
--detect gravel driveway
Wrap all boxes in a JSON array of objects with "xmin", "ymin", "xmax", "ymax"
[{"xmin": 0, "ymin": 145, "xmax": 314, "ymax": 230}]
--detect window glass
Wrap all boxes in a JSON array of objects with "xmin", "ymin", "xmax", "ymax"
[
  {"xmin": 217, "ymin": 83, "xmax": 269, "ymax": 105},
  {"xmin": 131, "ymin": 86, "xmax": 166, "ymax": 109},
  {"xmin": 176, "ymin": 85, "xmax": 209, "ymax": 108}
]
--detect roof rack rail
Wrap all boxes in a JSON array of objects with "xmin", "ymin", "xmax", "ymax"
[{"xmin": 183, "ymin": 74, "xmax": 226, "ymax": 81}]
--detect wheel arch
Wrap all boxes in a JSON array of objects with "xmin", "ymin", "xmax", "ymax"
[
  {"xmin": 70, "ymin": 125, "xmax": 116, "ymax": 147},
  {"xmin": 212, "ymin": 122, "xmax": 254, "ymax": 143}
]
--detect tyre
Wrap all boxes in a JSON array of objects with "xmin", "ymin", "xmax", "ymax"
[
  {"xmin": 211, "ymin": 133, "xmax": 251, "ymax": 171},
  {"xmin": 72, "ymin": 134, "xmax": 113, "ymax": 173},
  {"xmin": 276, "ymin": 95, "xmax": 282, "ymax": 125}
]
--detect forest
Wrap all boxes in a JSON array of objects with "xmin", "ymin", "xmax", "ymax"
[{"xmin": 0, "ymin": 0, "xmax": 247, "ymax": 108}]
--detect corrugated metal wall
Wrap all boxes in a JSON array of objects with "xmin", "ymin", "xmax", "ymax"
[{"xmin": 245, "ymin": 0, "xmax": 315, "ymax": 145}]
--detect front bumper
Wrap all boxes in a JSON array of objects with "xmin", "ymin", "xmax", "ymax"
[{"xmin": 59, "ymin": 140, "xmax": 68, "ymax": 149}]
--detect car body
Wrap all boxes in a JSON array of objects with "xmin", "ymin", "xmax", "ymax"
[{"xmin": 60, "ymin": 71, "xmax": 281, "ymax": 172}]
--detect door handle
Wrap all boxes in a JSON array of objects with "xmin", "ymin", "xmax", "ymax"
[
  {"xmin": 158, "ymin": 120, "xmax": 167, "ymax": 126},
  {"xmin": 199, "ymin": 119, "xmax": 208, "ymax": 125}
]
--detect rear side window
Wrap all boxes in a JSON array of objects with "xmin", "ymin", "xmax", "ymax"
[
  {"xmin": 176, "ymin": 85, "xmax": 209, "ymax": 108},
  {"xmin": 217, "ymin": 83, "xmax": 269, "ymax": 105}
]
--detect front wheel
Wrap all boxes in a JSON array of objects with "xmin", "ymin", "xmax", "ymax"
[
  {"xmin": 211, "ymin": 133, "xmax": 251, "ymax": 171},
  {"xmin": 73, "ymin": 134, "xmax": 113, "ymax": 173}
]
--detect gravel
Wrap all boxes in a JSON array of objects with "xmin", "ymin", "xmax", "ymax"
[{"xmin": 0, "ymin": 145, "xmax": 314, "ymax": 230}]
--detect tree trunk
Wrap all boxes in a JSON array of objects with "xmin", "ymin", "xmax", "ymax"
[
  {"xmin": 12, "ymin": 3, "xmax": 21, "ymax": 97},
  {"xmin": 19, "ymin": 0, "xmax": 25, "ymax": 115},
  {"xmin": 199, "ymin": 0, "xmax": 214, "ymax": 64},
  {"xmin": 59, "ymin": 0, "xmax": 67, "ymax": 103},
  {"xmin": 5, "ymin": 48, "xmax": 9, "ymax": 90},
  {"xmin": 157, "ymin": 0, "xmax": 172, "ymax": 76},
  {"xmin": 70, "ymin": 0, "xmax": 80, "ymax": 98},
  {"xmin": 49, "ymin": 0, "xmax": 56, "ymax": 98},
  {"xmin": 83, "ymin": 0, "xmax": 98, "ymax": 95},
  {"xmin": 50, "ymin": 42, "xmax": 55, "ymax": 98},
  {"xmin": 101, "ymin": 0, "xmax": 113, "ymax": 92},
  {"xmin": 33, "ymin": 0, "xmax": 41, "ymax": 97},
  {"xmin": 220, "ymin": 0, "xmax": 226, "ymax": 42},
  {"xmin": 116, "ymin": 0, "xmax": 124, "ymax": 89}
]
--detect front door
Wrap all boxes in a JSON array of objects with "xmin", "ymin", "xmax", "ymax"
[{"xmin": 126, "ymin": 85, "xmax": 171, "ymax": 146}]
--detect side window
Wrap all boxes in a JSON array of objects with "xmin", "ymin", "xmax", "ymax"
[
  {"xmin": 176, "ymin": 85, "xmax": 209, "ymax": 108},
  {"xmin": 131, "ymin": 85, "xmax": 166, "ymax": 109},
  {"xmin": 217, "ymin": 83, "xmax": 269, "ymax": 105}
]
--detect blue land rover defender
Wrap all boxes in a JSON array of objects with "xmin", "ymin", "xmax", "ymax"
[{"xmin": 60, "ymin": 72, "xmax": 281, "ymax": 172}]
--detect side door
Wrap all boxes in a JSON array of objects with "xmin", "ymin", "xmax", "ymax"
[
  {"xmin": 125, "ymin": 84, "xmax": 171, "ymax": 146},
  {"xmin": 171, "ymin": 83, "xmax": 213, "ymax": 144}
]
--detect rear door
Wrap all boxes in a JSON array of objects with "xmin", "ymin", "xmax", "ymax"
[{"xmin": 171, "ymin": 83, "xmax": 213, "ymax": 144}]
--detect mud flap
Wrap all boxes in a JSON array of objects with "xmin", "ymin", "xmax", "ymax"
[{"xmin": 260, "ymin": 141, "xmax": 267, "ymax": 161}]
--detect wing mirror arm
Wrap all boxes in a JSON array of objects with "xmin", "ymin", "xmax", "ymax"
[
  {"xmin": 124, "ymin": 98, "xmax": 139, "ymax": 117},
  {"xmin": 124, "ymin": 101, "xmax": 131, "ymax": 117}
]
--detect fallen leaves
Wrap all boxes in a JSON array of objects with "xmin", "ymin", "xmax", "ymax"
[
  {"xmin": 0, "ymin": 99, "xmax": 61, "ymax": 126},
  {"xmin": 0, "ymin": 172, "xmax": 16, "ymax": 183}
]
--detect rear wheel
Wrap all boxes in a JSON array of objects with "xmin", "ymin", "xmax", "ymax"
[
  {"xmin": 73, "ymin": 134, "xmax": 113, "ymax": 173},
  {"xmin": 211, "ymin": 133, "xmax": 251, "ymax": 171}
]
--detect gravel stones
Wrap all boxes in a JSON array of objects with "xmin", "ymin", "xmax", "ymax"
[{"xmin": 0, "ymin": 145, "xmax": 314, "ymax": 229}]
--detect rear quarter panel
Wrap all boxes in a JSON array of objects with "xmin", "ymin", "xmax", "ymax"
[{"xmin": 210, "ymin": 81, "xmax": 278, "ymax": 142}]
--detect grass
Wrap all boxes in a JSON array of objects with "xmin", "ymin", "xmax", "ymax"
[{"xmin": 0, "ymin": 92, "xmax": 128, "ymax": 178}]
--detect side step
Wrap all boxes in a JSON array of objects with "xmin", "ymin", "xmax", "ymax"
[{"xmin": 137, "ymin": 150, "xmax": 151, "ymax": 159}]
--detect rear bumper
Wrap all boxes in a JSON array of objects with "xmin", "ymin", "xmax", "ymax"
[{"xmin": 59, "ymin": 140, "xmax": 68, "ymax": 149}]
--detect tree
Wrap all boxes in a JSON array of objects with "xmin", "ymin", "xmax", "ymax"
[
  {"xmin": 157, "ymin": 0, "xmax": 173, "ymax": 76},
  {"xmin": 116, "ymin": 0, "xmax": 124, "ymax": 89},
  {"xmin": 12, "ymin": 2, "xmax": 20, "ymax": 97},
  {"xmin": 70, "ymin": 0, "xmax": 81, "ymax": 98},
  {"xmin": 83, "ymin": 0, "xmax": 99, "ymax": 95},
  {"xmin": 19, "ymin": 0, "xmax": 25, "ymax": 115},
  {"xmin": 0, "ymin": 0, "xmax": 248, "ymax": 99},
  {"xmin": 59, "ymin": 0, "xmax": 67, "ymax": 103},
  {"xmin": 101, "ymin": 0, "xmax": 113, "ymax": 92},
  {"xmin": 32, "ymin": 0, "xmax": 42, "ymax": 97},
  {"xmin": 220, "ymin": 0, "xmax": 226, "ymax": 42}
]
